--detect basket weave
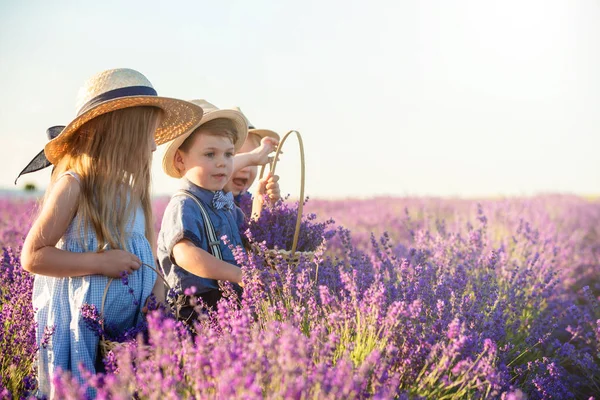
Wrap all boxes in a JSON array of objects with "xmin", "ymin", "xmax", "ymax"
[
  {"xmin": 99, "ymin": 262, "xmax": 171, "ymax": 358},
  {"xmin": 250, "ymin": 130, "xmax": 318, "ymax": 269},
  {"xmin": 250, "ymin": 243, "xmax": 316, "ymax": 269},
  {"xmin": 99, "ymin": 334, "xmax": 122, "ymax": 358}
]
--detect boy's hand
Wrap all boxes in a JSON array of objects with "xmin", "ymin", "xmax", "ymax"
[
  {"xmin": 98, "ymin": 249, "xmax": 141, "ymax": 278},
  {"xmin": 249, "ymin": 137, "xmax": 279, "ymax": 166},
  {"xmin": 256, "ymin": 173, "xmax": 281, "ymax": 205}
]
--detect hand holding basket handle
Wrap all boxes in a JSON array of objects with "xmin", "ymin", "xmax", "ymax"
[
  {"xmin": 98, "ymin": 262, "xmax": 172, "ymax": 357},
  {"xmin": 255, "ymin": 130, "xmax": 305, "ymax": 256}
]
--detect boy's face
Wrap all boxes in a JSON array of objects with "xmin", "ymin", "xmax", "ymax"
[
  {"xmin": 174, "ymin": 132, "xmax": 234, "ymax": 191},
  {"xmin": 223, "ymin": 134, "xmax": 261, "ymax": 196}
]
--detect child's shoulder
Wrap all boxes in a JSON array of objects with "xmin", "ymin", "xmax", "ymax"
[
  {"xmin": 58, "ymin": 170, "xmax": 82, "ymax": 183},
  {"xmin": 162, "ymin": 191, "xmax": 215, "ymax": 227},
  {"xmin": 45, "ymin": 171, "xmax": 82, "ymax": 207},
  {"xmin": 164, "ymin": 193, "xmax": 200, "ymax": 217}
]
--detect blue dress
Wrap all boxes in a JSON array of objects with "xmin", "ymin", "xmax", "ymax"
[{"xmin": 32, "ymin": 172, "xmax": 156, "ymax": 397}]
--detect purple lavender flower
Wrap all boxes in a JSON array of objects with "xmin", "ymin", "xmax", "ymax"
[
  {"xmin": 245, "ymin": 197, "xmax": 335, "ymax": 252},
  {"xmin": 3, "ymin": 195, "xmax": 600, "ymax": 398},
  {"xmin": 80, "ymin": 303, "xmax": 104, "ymax": 338},
  {"xmin": 41, "ymin": 325, "xmax": 56, "ymax": 349}
]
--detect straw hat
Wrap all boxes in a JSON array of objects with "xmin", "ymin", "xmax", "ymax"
[
  {"xmin": 43, "ymin": 68, "xmax": 204, "ymax": 165},
  {"xmin": 234, "ymin": 107, "xmax": 280, "ymax": 142},
  {"xmin": 162, "ymin": 100, "xmax": 248, "ymax": 178}
]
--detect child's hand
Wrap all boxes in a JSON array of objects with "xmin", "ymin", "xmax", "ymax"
[
  {"xmin": 256, "ymin": 173, "xmax": 281, "ymax": 205},
  {"xmin": 142, "ymin": 294, "xmax": 164, "ymax": 315},
  {"xmin": 249, "ymin": 137, "xmax": 279, "ymax": 166},
  {"xmin": 98, "ymin": 249, "xmax": 141, "ymax": 278}
]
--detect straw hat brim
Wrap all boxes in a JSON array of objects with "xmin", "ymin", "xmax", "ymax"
[
  {"xmin": 44, "ymin": 96, "xmax": 204, "ymax": 165},
  {"xmin": 249, "ymin": 128, "xmax": 280, "ymax": 141},
  {"xmin": 162, "ymin": 109, "xmax": 248, "ymax": 178}
]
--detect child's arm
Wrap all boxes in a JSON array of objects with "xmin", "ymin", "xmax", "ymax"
[
  {"xmin": 142, "ymin": 263, "xmax": 167, "ymax": 313},
  {"xmin": 150, "ymin": 275, "xmax": 166, "ymax": 304},
  {"xmin": 21, "ymin": 175, "xmax": 142, "ymax": 278},
  {"xmin": 250, "ymin": 173, "xmax": 281, "ymax": 220},
  {"xmin": 172, "ymin": 239, "xmax": 243, "ymax": 284},
  {"xmin": 233, "ymin": 137, "xmax": 278, "ymax": 172}
]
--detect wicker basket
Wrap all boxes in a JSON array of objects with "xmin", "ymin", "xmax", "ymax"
[
  {"xmin": 250, "ymin": 243, "xmax": 317, "ymax": 269},
  {"xmin": 98, "ymin": 262, "xmax": 171, "ymax": 358},
  {"xmin": 249, "ymin": 130, "xmax": 318, "ymax": 269}
]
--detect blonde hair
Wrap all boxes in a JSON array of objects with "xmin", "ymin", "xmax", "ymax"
[
  {"xmin": 48, "ymin": 106, "xmax": 163, "ymax": 252},
  {"xmin": 178, "ymin": 118, "xmax": 238, "ymax": 153}
]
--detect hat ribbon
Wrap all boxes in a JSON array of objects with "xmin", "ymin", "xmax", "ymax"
[{"xmin": 77, "ymin": 86, "xmax": 158, "ymax": 116}]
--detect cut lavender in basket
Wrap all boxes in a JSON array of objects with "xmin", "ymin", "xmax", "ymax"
[
  {"xmin": 80, "ymin": 303, "xmax": 104, "ymax": 338},
  {"xmin": 80, "ymin": 283, "xmax": 174, "ymax": 354},
  {"xmin": 119, "ymin": 270, "xmax": 139, "ymax": 306},
  {"xmin": 245, "ymin": 196, "xmax": 336, "ymax": 252}
]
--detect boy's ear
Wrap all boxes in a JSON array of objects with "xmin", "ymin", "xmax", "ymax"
[{"xmin": 174, "ymin": 150, "xmax": 185, "ymax": 175}]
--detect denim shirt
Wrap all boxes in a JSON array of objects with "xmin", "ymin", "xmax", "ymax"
[
  {"xmin": 234, "ymin": 191, "xmax": 253, "ymax": 218},
  {"xmin": 157, "ymin": 178, "xmax": 246, "ymax": 294}
]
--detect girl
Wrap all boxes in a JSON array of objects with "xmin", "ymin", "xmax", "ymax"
[{"xmin": 21, "ymin": 68, "xmax": 204, "ymax": 397}]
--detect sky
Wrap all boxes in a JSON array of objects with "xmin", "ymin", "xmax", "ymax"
[{"xmin": 1, "ymin": 0, "xmax": 599, "ymax": 199}]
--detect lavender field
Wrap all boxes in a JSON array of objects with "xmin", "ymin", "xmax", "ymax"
[{"xmin": 1, "ymin": 195, "xmax": 600, "ymax": 399}]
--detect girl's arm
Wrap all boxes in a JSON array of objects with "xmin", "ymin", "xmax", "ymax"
[
  {"xmin": 21, "ymin": 175, "xmax": 142, "ymax": 278},
  {"xmin": 172, "ymin": 239, "xmax": 243, "ymax": 284},
  {"xmin": 233, "ymin": 137, "xmax": 278, "ymax": 172}
]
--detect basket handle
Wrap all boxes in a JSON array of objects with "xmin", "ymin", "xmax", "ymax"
[
  {"xmin": 258, "ymin": 130, "xmax": 305, "ymax": 255},
  {"xmin": 100, "ymin": 262, "xmax": 171, "ymax": 329}
]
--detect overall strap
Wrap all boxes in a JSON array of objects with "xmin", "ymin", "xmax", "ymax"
[{"xmin": 173, "ymin": 190, "xmax": 223, "ymax": 260}]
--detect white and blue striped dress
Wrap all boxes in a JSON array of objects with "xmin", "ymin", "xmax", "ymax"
[{"xmin": 32, "ymin": 172, "xmax": 156, "ymax": 397}]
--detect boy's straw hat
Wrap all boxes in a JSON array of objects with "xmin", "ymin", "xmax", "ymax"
[
  {"xmin": 43, "ymin": 68, "xmax": 205, "ymax": 165},
  {"xmin": 234, "ymin": 107, "xmax": 280, "ymax": 142},
  {"xmin": 162, "ymin": 100, "xmax": 248, "ymax": 178}
]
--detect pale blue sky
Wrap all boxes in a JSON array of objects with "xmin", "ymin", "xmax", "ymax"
[{"xmin": 1, "ymin": 0, "xmax": 599, "ymax": 198}]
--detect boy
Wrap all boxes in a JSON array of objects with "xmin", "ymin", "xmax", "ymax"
[{"xmin": 158, "ymin": 100, "xmax": 279, "ymax": 319}]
